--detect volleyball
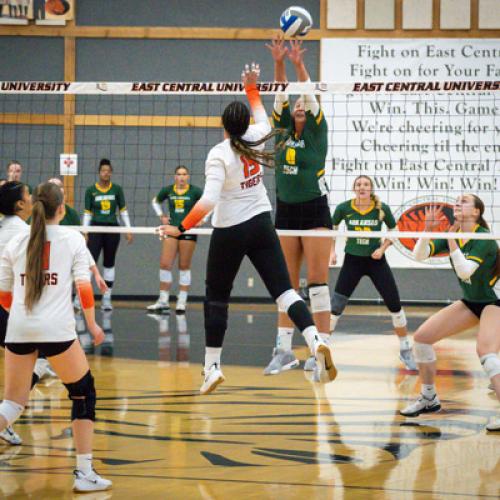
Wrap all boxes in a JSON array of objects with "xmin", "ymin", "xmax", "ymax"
[{"xmin": 280, "ymin": 6, "xmax": 313, "ymax": 37}]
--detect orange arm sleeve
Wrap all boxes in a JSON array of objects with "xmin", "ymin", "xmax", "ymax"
[
  {"xmin": 245, "ymin": 83, "xmax": 262, "ymax": 111},
  {"xmin": 77, "ymin": 281, "xmax": 95, "ymax": 309},
  {"xmin": 0, "ymin": 291, "xmax": 13, "ymax": 311},
  {"xmin": 181, "ymin": 199, "xmax": 213, "ymax": 231}
]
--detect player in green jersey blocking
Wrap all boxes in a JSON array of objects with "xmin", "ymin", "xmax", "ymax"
[
  {"xmin": 329, "ymin": 175, "xmax": 416, "ymax": 372},
  {"xmin": 264, "ymin": 35, "xmax": 333, "ymax": 376},
  {"xmin": 83, "ymin": 159, "xmax": 133, "ymax": 311},
  {"xmin": 149, "ymin": 165, "xmax": 203, "ymax": 313},
  {"xmin": 400, "ymin": 195, "xmax": 500, "ymax": 432}
]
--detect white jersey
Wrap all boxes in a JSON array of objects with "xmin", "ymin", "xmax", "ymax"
[
  {"xmin": 0, "ymin": 225, "xmax": 90, "ymax": 343},
  {"xmin": 206, "ymin": 121, "xmax": 272, "ymax": 228},
  {"xmin": 0, "ymin": 215, "xmax": 29, "ymax": 257}
]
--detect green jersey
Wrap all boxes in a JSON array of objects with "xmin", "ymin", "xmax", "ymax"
[
  {"xmin": 156, "ymin": 184, "xmax": 203, "ymax": 226},
  {"xmin": 430, "ymin": 225, "xmax": 499, "ymax": 302},
  {"xmin": 273, "ymin": 101, "xmax": 328, "ymax": 204},
  {"xmin": 60, "ymin": 204, "xmax": 80, "ymax": 226},
  {"xmin": 84, "ymin": 183, "xmax": 127, "ymax": 225},
  {"xmin": 332, "ymin": 199, "xmax": 396, "ymax": 257}
]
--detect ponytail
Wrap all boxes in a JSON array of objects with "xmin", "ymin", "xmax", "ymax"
[
  {"xmin": 230, "ymin": 130, "xmax": 286, "ymax": 169},
  {"xmin": 221, "ymin": 100, "xmax": 285, "ymax": 168},
  {"xmin": 370, "ymin": 193, "xmax": 384, "ymax": 221},
  {"xmin": 24, "ymin": 182, "xmax": 63, "ymax": 312},
  {"xmin": 25, "ymin": 200, "xmax": 47, "ymax": 312}
]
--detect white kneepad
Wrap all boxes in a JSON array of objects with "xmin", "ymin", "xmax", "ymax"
[
  {"xmin": 0, "ymin": 399, "xmax": 24, "ymax": 426},
  {"xmin": 414, "ymin": 342, "xmax": 436, "ymax": 363},
  {"xmin": 391, "ymin": 309, "xmax": 407, "ymax": 328},
  {"xmin": 179, "ymin": 269, "xmax": 191, "ymax": 287},
  {"xmin": 159, "ymin": 269, "xmax": 172, "ymax": 283},
  {"xmin": 103, "ymin": 267, "xmax": 115, "ymax": 282},
  {"xmin": 480, "ymin": 353, "xmax": 500, "ymax": 379},
  {"xmin": 276, "ymin": 289, "xmax": 303, "ymax": 313},
  {"xmin": 308, "ymin": 284, "xmax": 330, "ymax": 313}
]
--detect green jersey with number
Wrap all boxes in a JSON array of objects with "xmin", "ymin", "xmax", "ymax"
[
  {"xmin": 332, "ymin": 199, "xmax": 396, "ymax": 257},
  {"xmin": 84, "ymin": 183, "xmax": 127, "ymax": 225},
  {"xmin": 60, "ymin": 204, "xmax": 80, "ymax": 226},
  {"xmin": 156, "ymin": 184, "xmax": 203, "ymax": 226},
  {"xmin": 430, "ymin": 225, "xmax": 499, "ymax": 302},
  {"xmin": 273, "ymin": 101, "xmax": 328, "ymax": 204}
]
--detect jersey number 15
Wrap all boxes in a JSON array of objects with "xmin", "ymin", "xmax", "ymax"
[{"xmin": 241, "ymin": 156, "xmax": 260, "ymax": 179}]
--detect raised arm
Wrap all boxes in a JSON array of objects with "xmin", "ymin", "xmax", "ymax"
[
  {"xmin": 266, "ymin": 34, "xmax": 289, "ymax": 115},
  {"xmin": 243, "ymin": 62, "xmax": 271, "ymax": 138},
  {"xmin": 288, "ymin": 39, "xmax": 319, "ymax": 115}
]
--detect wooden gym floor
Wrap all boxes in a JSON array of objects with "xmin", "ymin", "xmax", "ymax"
[{"xmin": 0, "ymin": 304, "xmax": 499, "ymax": 499}]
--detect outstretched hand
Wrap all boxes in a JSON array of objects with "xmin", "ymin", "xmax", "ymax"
[
  {"xmin": 265, "ymin": 33, "xmax": 288, "ymax": 63},
  {"xmin": 287, "ymin": 39, "xmax": 307, "ymax": 66},
  {"xmin": 241, "ymin": 62, "xmax": 260, "ymax": 86},
  {"xmin": 423, "ymin": 205, "xmax": 448, "ymax": 232}
]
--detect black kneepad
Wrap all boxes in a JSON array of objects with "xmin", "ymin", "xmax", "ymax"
[
  {"xmin": 64, "ymin": 370, "xmax": 96, "ymax": 421},
  {"xmin": 204, "ymin": 300, "xmax": 229, "ymax": 333}
]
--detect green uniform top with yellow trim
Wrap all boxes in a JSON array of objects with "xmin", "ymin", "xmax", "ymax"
[
  {"xmin": 332, "ymin": 199, "xmax": 396, "ymax": 257},
  {"xmin": 60, "ymin": 204, "xmax": 81, "ymax": 226},
  {"xmin": 273, "ymin": 101, "xmax": 328, "ymax": 204},
  {"xmin": 430, "ymin": 225, "xmax": 499, "ymax": 302},
  {"xmin": 84, "ymin": 182, "xmax": 127, "ymax": 225},
  {"xmin": 156, "ymin": 184, "xmax": 203, "ymax": 226}
]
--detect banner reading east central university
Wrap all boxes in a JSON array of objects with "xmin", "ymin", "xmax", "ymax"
[{"xmin": 321, "ymin": 39, "xmax": 499, "ymax": 268}]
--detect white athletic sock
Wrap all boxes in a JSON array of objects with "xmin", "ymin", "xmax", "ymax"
[
  {"xmin": 399, "ymin": 336, "xmax": 411, "ymax": 351},
  {"xmin": 422, "ymin": 384, "xmax": 436, "ymax": 398},
  {"xmin": 301, "ymin": 326, "xmax": 318, "ymax": 352},
  {"xmin": 204, "ymin": 347, "xmax": 222, "ymax": 372},
  {"xmin": 276, "ymin": 327, "xmax": 294, "ymax": 351},
  {"xmin": 159, "ymin": 290, "xmax": 169, "ymax": 303},
  {"xmin": 178, "ymin": 290, "xmax": 188, "ymax": 303},
  {"xmin": 76, "ymin": 453, "xmax": 93, "ymax": 475}
]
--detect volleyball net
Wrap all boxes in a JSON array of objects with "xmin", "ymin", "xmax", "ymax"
[{"xmin": 0, "ymin": 80, "xmax": 498, "ymax": 267}]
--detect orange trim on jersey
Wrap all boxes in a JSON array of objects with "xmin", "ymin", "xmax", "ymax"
[
  {"xmin": 42, "ymin": 241, "xmax": 51, "ymax": 271},
  {"xmin": 77, "ymin": 281, "xmax": 95, "ymax": 309},
  {"xmin": 181, "ymin": 200, "xmax": 211, "ymax": 231},
  {"xmin": 0, "ymin": 291, "xmax": 13, "ymax": 311}
]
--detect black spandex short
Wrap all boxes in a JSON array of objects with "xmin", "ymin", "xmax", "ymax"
[
  {"xmin": 461, "ymin": 299, "xmax": 500, "ymax": 319},
  {"xmin": 0, "ymin": 306, "xmax": 8, "ymax": 348},
  {"xmin": 5, "ymin": 339, "xmax": 75, "ymax": 357},
  {"xmin": 335, "ymin": 253, "xmax": 402, "ymax": 313},
  {"xmin": 87, "ymin": 222, "xmax": 121, "ymax": 268},
  {"xmin": 275, "ymin": 195, "xmax": 333, "ymax": 230},
  {"xmin": 173, "ymin": 234, "xmax": 198, "ymax": 242}
]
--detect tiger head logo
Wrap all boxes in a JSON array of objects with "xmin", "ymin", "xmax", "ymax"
[{"xmin": 393, "ymin": 196, "xmax": 455, "ymax": 264}]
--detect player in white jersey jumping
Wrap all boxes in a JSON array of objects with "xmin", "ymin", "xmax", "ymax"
[
  {"xmin": 160, "ymin": 63, "xmax": 336, "ymax": 394},
  {"xmin": 0, "ymin": 182, "xmax": 112, "ymax": 492}
]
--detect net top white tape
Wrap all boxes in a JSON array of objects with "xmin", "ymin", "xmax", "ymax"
[
  {"xmin": 71, "ymin": 226, "xmax": 500, "ymax": 240},
  {"xmin": 0, "ymin": 80, "xmax": 499, "ymax": 95}
]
